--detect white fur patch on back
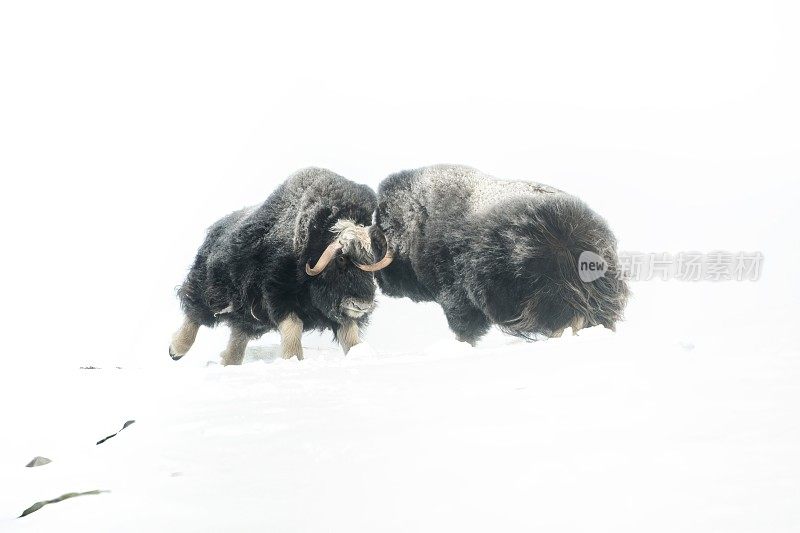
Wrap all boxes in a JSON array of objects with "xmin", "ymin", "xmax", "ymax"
[
  {"xmin": 471, "ymin": 179, "xmax": 556, "ymax": 213},
  {"xmin": 415, "ymin": 164, "xmax": 559, "ymax": 215}
]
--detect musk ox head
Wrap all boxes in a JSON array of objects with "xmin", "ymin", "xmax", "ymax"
[{"xmin": 305, "ymin": 219, "xmax": 393, "ymax": 323}]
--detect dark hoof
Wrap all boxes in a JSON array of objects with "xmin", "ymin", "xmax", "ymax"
[{"xmin": 169, "ymin": 346, "xmax": 182, "ymax": 361}]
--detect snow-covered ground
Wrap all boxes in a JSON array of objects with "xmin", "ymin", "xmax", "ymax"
[{"xmin": 2, "ymin": 282, "xmax": 799, "ymax": 532}]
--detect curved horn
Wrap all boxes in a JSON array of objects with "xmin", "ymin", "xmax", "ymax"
[
  {"xmin": 355, "ymin": 230, "xmax": 394, "ymax": 272},
  {"xmin": 355, "ymin": 249, "xmax": 394, "ymax": 272},
  {"xmin": 305, "ymin": 241, "xmax": 343, "ymax": 276}
]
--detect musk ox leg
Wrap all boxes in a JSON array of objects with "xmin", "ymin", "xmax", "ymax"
[
  {"xmin": 169, "ymin": 317, "xmax": 200, "ymax": 360},
  {"xmin": 278, "ymin": 313, "xmax": 304, "ymax": 360},
  {"xmin": 337, "ymin": 321, "xmax": 360, "ymax": 355},
  {"xmin": 220, "ymin": 328, "xmax": 249, "ymax": 366},
  {"xmin": 442, "ymin": 302, "xmax": 491, "ymax": 346}
]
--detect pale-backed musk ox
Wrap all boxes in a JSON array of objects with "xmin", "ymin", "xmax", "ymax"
[
  {"xmin": 169, "ymin": 167, "xmax": 392, "ymax": 365},
  {"xmin": 371, "ymin": 165, "xmax": 629, "ymax": 344}
]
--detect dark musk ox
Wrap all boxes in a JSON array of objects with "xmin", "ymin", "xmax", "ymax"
[
  {"xmin": 370, "ymin": 165, "xmax": 629, "ymax": 345},
  {"xmin": 169, "ymin": 167, "xmax": 392, "ymax": 365}
]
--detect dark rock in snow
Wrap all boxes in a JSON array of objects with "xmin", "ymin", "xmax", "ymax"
[
  {"xmin": 96, "ymin": 420, "xmax": 136, "ymax": 445},
  {"xmin": 25, "ymin": 456, "xmax": 52, "ymax": 468},
  {"xmin": 19, "ymin": 490, "xmax": 108, "ymax": 518}
]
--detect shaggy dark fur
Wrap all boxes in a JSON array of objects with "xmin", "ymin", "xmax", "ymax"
[
  {"xmin": 176, "ymin": 167, "xmax": 377, "ymax": 342},
  {"xmin": 372, "ymin": 165, "xmax": 629, "ymax": 344}
]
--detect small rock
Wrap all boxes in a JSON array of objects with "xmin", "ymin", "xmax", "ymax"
[
  {"xmin": 19, "ymin": 490, "xmax": 108, "ymax": 518},
  {"xmin": 96, "ymin": 420, "xmax": 136, "ymax": 445},
  {"xmin": 25, "ymin": 456, "xmax": 51, "ymax": 468}
]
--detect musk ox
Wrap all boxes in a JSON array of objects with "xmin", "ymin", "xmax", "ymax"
[
  {"xmin": 169, "ymin": 167, "xmax": 392, "ymax": 365},
  {"xmin": 371, "ymin": 164, "xmax": 629, "ymax": 344}
]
